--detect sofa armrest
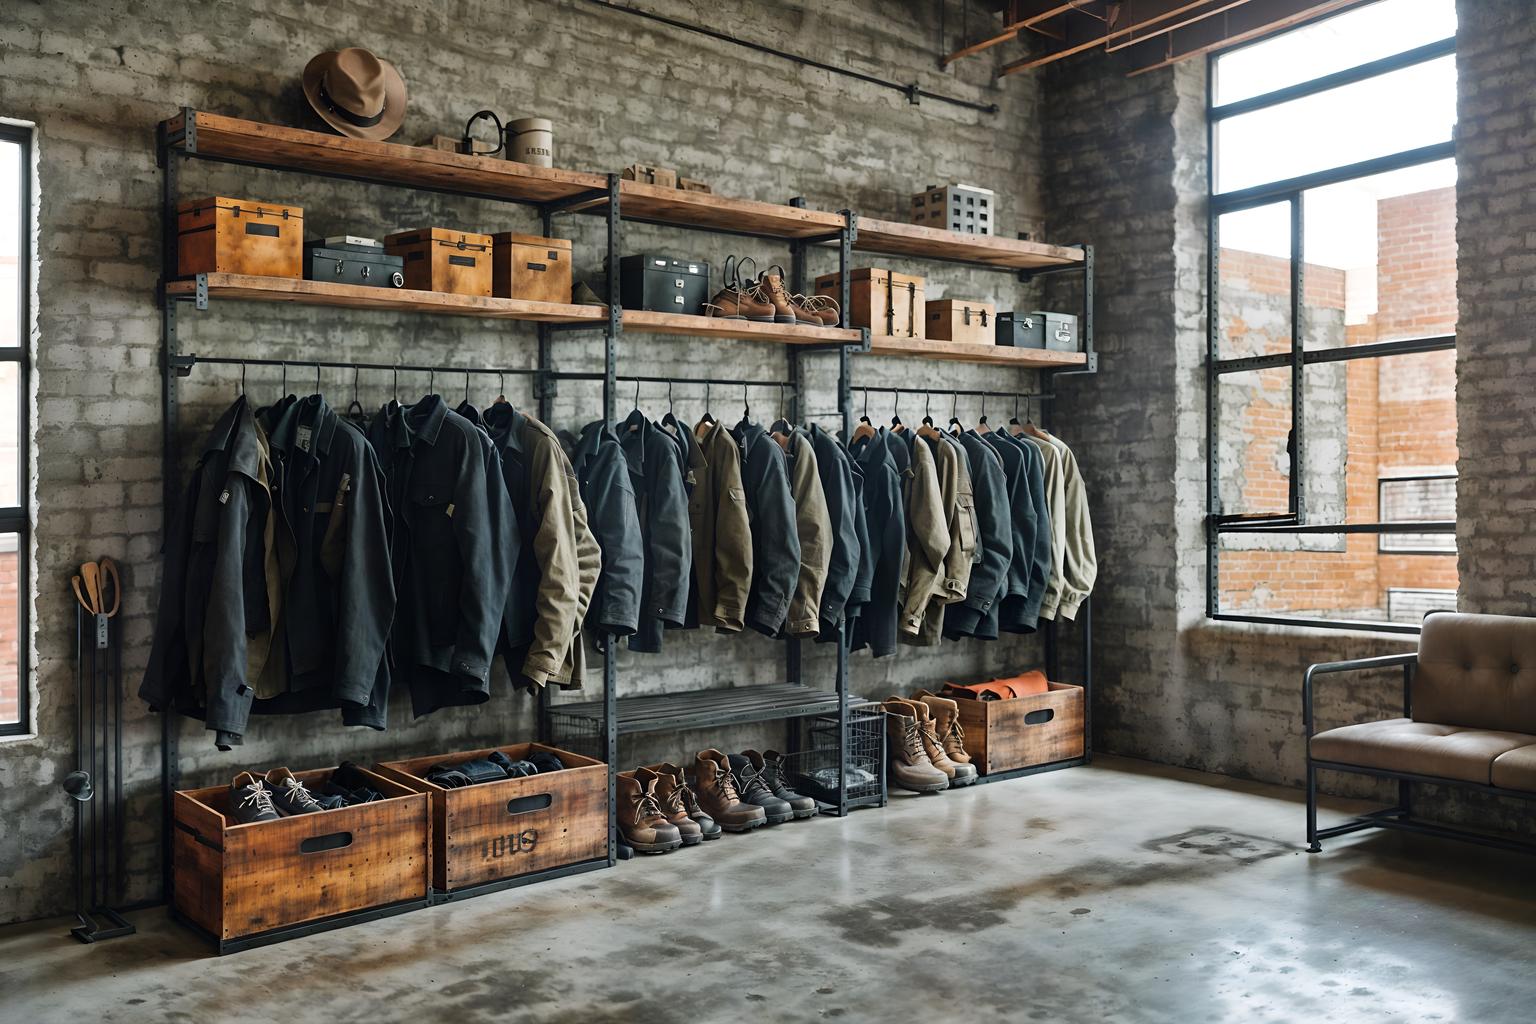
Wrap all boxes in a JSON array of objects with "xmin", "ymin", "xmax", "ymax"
[{"xmin": 1303, "ymin": 652, "xmax": 1418, "ymax": 735}]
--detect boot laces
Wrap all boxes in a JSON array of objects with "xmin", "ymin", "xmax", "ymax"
[
  {"xmin": 898, "ymin": 718, "xmax": 927, "ymax": 763},
  {"xmin": 712, "ymin": 767, "xmax": 742, "ymax": 803},
  {"xmin": 282, "ymin": 775, "xmax": 319, "ymax": 808},
  {"xmin": 738, "ymin": 767, "xmax": 773, "ymax": 802},
  {"xmin": 238, "ymin": 781, "xmax": 277, "ymax": 816},
  {"xmin": 944, "ymin": 717, "xmax": 967, "ymax": 748}
]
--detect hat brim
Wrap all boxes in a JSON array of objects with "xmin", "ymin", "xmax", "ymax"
[{"xmin": 301, "ymin": 51, "xmax": 407, "ymax": 142}]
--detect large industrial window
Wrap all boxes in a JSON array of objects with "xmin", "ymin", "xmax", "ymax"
[
  {"xmin": 1206, "ymin": 0, "xmax": 1457, "ymax": 633},
  {"xmin": 0, "ymin": 124, "xmax": 30, "ymax": 733}
]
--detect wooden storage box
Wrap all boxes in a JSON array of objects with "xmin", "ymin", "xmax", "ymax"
[
  {"xmin": 622, "ymin": 163, "xmax": 678, "ymax": 188},
  {"xmin": 384, "ymin": 227, "xmax": 494, "ymax": 295},
  {"xmin": 492, "ymin": 233, "xmax": 573, "ymax": 303},
  {"xmin": 952, "ymin": 682, "xmax": 1084, "ymax": 775},
  {"xmin": 815, "ymin": 268, "xmax": 925, "ymax": 340},
  {"xmin": 927, "ymin": 299, "xmax": 996, "ymax": 346},
  {"xmin": 177, "ymin": 196, "xmax": 303, "ymax": 279},
  {"xmin": 172, "ymin": 766, "xmax": 429, "ymax": 946},
  {"xmin": 376, "ymin": 743, "xmax": 607, "ymax": 893}
]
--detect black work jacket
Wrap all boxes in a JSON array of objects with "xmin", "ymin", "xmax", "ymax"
[
  {"xmin": 983, "ymin": 430, "xmax": 1041, "ymax": 634},
  {"xmin": 369, "ymin": 396, "xmax": 512, "ymax": 718},
  {"xmin": 806, "ymin": 425, "xmax": 862, "ymax": 641},
  {"xmin": 848, "ymin": 428, "xmax": 905, "ymax": 658},
  {"xmin": 141, "ymin": 395, "xmax": 278, "ymax": 747},
  {"xmin": 619, "ymin": 408, "xmax": 692, "ymax": 652},
  {"xmin": 733, "ymin": 419, "xmax": 800, "ymax": 637},
  {"xmin": 945, "ymin": 430, "xmax": 1013, "ymax": 640},
  {"xmin": 568, "ymin": 421, "xmax": 644, "ymax": 637},
  {"xmin": 998, "ymin": 429, "xmax": 1052, "ymax": 630}
]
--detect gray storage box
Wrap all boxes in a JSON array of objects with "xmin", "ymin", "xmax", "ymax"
[{"xmin": 996, "ymin": 310, "xmax": 1077, "ymax": 351}]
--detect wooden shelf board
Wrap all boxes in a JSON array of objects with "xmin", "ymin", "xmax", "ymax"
[
  {"xmin": 165, "ymin": 273, "xmax": 607, "ymax": 322},
  {"xmin": 619, "ymin": 309, "xmax": 863, "ymax": 344},
  {"xmin": 165, "ymin": 111, "xmax": 608, "ymax": 204},
  {"xmin": 854, "ymin": 217, "xmax": 1085, "ymax": 270},
  {"xmin": 864, "ymin": 335, "xmax": 1089, "ymax": 367},
  {"xmin": 616, "ymin": 180, "xmax": 845, "ymax": 239}
]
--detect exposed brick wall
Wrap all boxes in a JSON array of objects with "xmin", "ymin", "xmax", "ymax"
[{"xmin": 0, "ymin": 0, "xmax": 1056, "ymax": 925}]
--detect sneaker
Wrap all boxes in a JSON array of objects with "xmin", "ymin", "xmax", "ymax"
[
  {"xmin": 264, "ymin": 767, "xmax": 325, "ymax": 815},
  {"xmin": 747, "ymin": 749, "xmax": 819, "ymax": 819},
  {"xmin": 726, "ymin": 753, "xmax": 794, "ymax": 824},
  {"xmin": 230, "ymin": 771, "xmax": 282, "ymax": 824}
]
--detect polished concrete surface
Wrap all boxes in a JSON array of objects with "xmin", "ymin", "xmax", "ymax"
[{"xmin": 4, "ymin": 755, "xmax": 1534, "ymax": 1024}]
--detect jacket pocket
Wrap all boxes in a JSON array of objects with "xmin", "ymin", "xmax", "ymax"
[
  {"xmin": 411, "ymin": 492, "xmax": 460, "ymax": 646},
  {"xmin": 955, "ymin": 495, "xmax": 978, "ymax": 563}
]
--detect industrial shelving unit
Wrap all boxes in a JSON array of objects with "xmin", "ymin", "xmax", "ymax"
[{"xmin": 153, "ymin": 109, "xmax": 1096, "ymax": 930}]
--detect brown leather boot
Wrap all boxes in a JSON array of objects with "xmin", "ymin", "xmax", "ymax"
[
  {"xmin": 648, "ymin": 762, "xmax": 718, "ymax": 842},
  {"xmin": 617, "ymin": 768, "xmax": 684, "ymax": 853},
  {"xmin": 791, "ymin": 293, "xmax": 841, "ymax": 327},
  {"xmin": 705, "ymin": 286, "xmax": 776, "ymax": 321},
  {"xmin": 891, "ymin": 696, "xmax": 977, "ymax": 786},
  {"xmin": 751, "ymin": 266, "xmax": 799, "ymax": 324},
  {"xmin": 915, "ymin": 691, "xmax": 973, "ymax": 766},
  {"xmin": 884, "ymin": 701, "xmax": 949, "ymax": 793},
  {"xmin": 693, "ymin": 749, "xmax": 767, "ymax": 832}
]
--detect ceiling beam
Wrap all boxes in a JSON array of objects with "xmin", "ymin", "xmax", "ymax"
[
  {"xmin": 1123, "ymin": 0, "xmax": 1362, "ymax": 75},
  {"xmin": 998, "ymin": 0, "xmax": 1254, "ymax": 75},
  {"xmin": 940, "ymin": 1, "xmax": 1099, "ymax": 67}
]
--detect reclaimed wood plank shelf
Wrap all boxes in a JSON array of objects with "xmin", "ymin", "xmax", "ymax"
[
  {"xmin": 867, "ymin": 334, "xmax": 1088, "ymax": 368},
  {"xmin": 619, "ymin": 309, "xmax": 863, "ymax": 344},
  {"xmin": 163, "ymin": 111, "xmax": 608, "ymax": 204},
  {"xmin": 164, "ymin": 273, "xmax": 607, "ymax": 322},
  {"xmin": 854, "ymin": 217, "xmax": 1085, "ymax": 270},
  {"xmin": 615, "ymin": 180, "xmax": 845, "ymax": 239},
  {"xmin": 547, "ymin": 683, "xmax": 844, "ymax": 734}
]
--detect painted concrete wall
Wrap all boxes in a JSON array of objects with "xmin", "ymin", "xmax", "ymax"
[{"xmin": 0, "ymin": 0, "xmax": 1061, "ymax": 924}]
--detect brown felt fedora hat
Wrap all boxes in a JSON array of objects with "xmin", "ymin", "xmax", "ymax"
[{"xmin": 302, "ymin": 47, "xmax": 406, "ymax": 141}]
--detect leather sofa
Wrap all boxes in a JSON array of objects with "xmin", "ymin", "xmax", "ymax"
[{"xmin": 1304, "ymin": 611, "xmax": 1536, "ymax": 854}]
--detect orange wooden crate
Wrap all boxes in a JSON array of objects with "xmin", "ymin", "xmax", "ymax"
[
  {"xmin": 177, "ymin": 195, "xmax": 303, "ymax": 279},
  {"xmin": 384, "ymin": 227, "xmax": 493, "ymax": 295},
  {"xmin": 952, "ymin": 682, "xmax": 1085, "ymax": 775},
  {"xmin": 172, "ymin": 766, "xmax": 429, "ymax": 944},
  {"xmin": 376, "ymin": 743, "xmax": 608, "ymax": 893},
  {"xmin": 491, "ymin": 233, "xmax": 573, "ymax": 302}
]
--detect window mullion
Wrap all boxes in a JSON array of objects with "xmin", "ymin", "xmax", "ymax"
[{"xmin": 1290, "ymin": 192, "xmax": 1305, "ymax": 523}]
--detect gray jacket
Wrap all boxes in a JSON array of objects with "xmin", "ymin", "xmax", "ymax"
[
  {"xmin": 733, "ymin": 419, "xmax": 801, "ymax": 636},
  {"xmin": 620, "ymin": 408, "xmax": 692, "ymax": 652},
  {"xmin": 568, "ymin": 421, "xmax": 643, "ymax": 638},
  {"xmin": 807, "ymin": 424, "xmax": 863, "ymax": 640},
  {"xmin": 945, "ymin": 430, "xmax": 1013, "ymax": 640},
  {"xmin": 848, "ymin": 428, "xmax": 905, "ymax": 658}
]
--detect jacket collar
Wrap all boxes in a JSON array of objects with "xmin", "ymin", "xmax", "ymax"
[
  {"xmin": 571, "ymin": 418, "xmax": 620, "ymax": 473},
  {"xmin": 402, "ymin": 394, "xmax": 448, "ymax": 446},
  {"xmin": 201, "ymin": 395, "xmax": 266, "ymax": 481},
  {"xmin": 268, "ymin": 394, "xmax": 338, "ymax": 459},
  {"xmin": 483, "ymin": 401, "xmax": 527, "ymax": 456},
  {"xmin": 619, "ymin": 407, "xmax": 652, "ymax": 472}
]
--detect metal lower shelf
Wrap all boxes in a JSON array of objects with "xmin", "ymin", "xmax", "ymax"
[{"xmin": 549, "ymin": 683, "xmax": 843, "ymax": 734}]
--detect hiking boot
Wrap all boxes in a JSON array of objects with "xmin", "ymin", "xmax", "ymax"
[
  {"xmin": 885, "ymin": 701, "xmax": 950, "ymax": 793},
  {"xmin": 890, "ymin": 697, "xmax": 977, "ymax": 786},
  {"xmin": 915, "ymin": 691, "xmax": 974, "ymax": 766},
  {"xmin": 693, "ymin": 749, "xmax": 768, "ymax": 832},
  {"xmin": 727, "ymin": 753, "xmax": 794, "ymax": 824},
  {"xmin": 264, "ymin": 767, "xmax": 326, "ymax": 815},
  {"xmin": 791, "ymin": 293, "xmax": 841, "ymax": 327},
  {"xmin": 746, "ymin": 749, "xmax": 818, "ymax": 819},
  {"xmin": 646, "ymin": 763, "xmax": 706, "ymax": 845},
  {"xmin": 650, "ymin": 762, "xmax": 721, "ymax": 840},
  {"xmin": 706, "ymin": 286, "xmax": 776, "ymax": 321},
  {"xmin": 751, "ymin": 266, "xmax": 799, "ymax": 324},
  {"xmin": 230, "ymin": 771, "xmax": 282, "ymax": 824},
  {"xmin": 617, "ymin": 768, "xmax": 684, "ymax": 854}
]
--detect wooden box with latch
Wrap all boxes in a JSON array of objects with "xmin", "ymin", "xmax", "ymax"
[{"xmin": 384, "ymin": 227, "xmax": 494, "ymax": 296}]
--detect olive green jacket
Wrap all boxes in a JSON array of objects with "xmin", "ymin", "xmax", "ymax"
[
  {"xmin": 783, "ymin": 429, "xmax": 832, "ymax": 638},
  {"xmin": 691, "ymin": 420, "xmax": 754, "ymax": 633}
]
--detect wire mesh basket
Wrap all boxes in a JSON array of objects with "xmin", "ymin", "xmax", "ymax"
[
  {"xmin": 783, "ymin": 700, "xmax": 887, "ymax": 810},
  {"xmin": 545, "ymin": 707, "xmax": 603, "ymax": 763}
]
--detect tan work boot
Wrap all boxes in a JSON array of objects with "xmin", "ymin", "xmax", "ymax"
[
  {"xmin": 705, "ymin": 286, "xmax": 776, "ymax": 321},
  {"xmin": 693, "ymin": 749, "xmax": 768, "ymax": 832},
  {"xmin": 884, "ymin": 701, "xmax": 950, "ymax": 793},
  {"xmin": 648, "ymin": 762, "xmax": 718, "ymax": 843},
  {"xmin": 791, "ymin": 293, "xmax": 841, "ymax": 327},
  {"xmin": 890, "ymin": 696, "xmax": 978, "ymax": 786},
  {"xmin": 915, "ymin": 690, "xmax": 974, "ymax": 766},
  {"xmin": 617, "ymin": 768, "xmax": 684, "ymax": 854},
  {"xmin": 751, "ymin": 266, "xmax": 800, "ymax": 324}
]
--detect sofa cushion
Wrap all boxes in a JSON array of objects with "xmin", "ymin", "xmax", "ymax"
[
  {"xmin": 1415, "ymin": 612, "xmax": 1536, "ymax": 734},
  {"xmin": 1491, "ymin": 744, "xmax": 1536, "ymax": 792},
  {"xmin": 1310, "ymin": 718, "xmax": 1535, "ymax": 784}
]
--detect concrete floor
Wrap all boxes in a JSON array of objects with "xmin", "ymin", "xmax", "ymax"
[{"xmin": 4, "ymin": 755, "xmax": 1534, "ymax": 1024}]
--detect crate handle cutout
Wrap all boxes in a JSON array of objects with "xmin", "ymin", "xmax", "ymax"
[
  {"xmin": 507, "ymin": 793, "xmax": 553, "ymax": 816},
  {"xmin": 299, "ymin": 831, "xmax": 354, "ymax": 854},
  {"xmin": 1024, "ymin": 709, "xmax": 1056, "ymax": 726},
  {"xmin": 244, "ymin": 223, "xmax": 280, "ymax": 237}
]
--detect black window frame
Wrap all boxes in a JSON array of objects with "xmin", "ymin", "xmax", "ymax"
[
  {"xmin": 1376, "ymin": 472, "xmax": 1457, "ymax": 556},
  {"xmin": 0, "ymin": 122, "xmax": 31, "ymax": 736},
  {"xmin": 1204, "ymin": 5, "xmax": 1457, "ymax": 635}
]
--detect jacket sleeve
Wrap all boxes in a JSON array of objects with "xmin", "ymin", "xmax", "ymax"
[
  {"xmin": 747, "ymin": 445, "xmax": 801, "ymax": 636},
  {"xmin": 817, "ymin": 443, "xmax": 861, "ymax": 635},
  {"xmin": 554, "ymin": 487, "xmax": 604, "ymax": 688},
  {"xmin": 711, "ymin": 441, "xmax": 754, "ymax": 633},
  {"xmin": 647, "ymin": 437, "xmax": 693, "ymax": 627},
  {"xmin": 937, "ymin": 444, "xmax": 976, "ymax": 605},
  {"xmin": 949, "ymin": 443, "xmax": 1013, "ymax": 634},
  {"xmin": 900, "ymin": 442, "xmax": 949, "ymax": 634},
  {"xmin": 331, "ymin": 442, "xmax": 396, "ymax": 706},
  {"xmin": 845, "ymin": 460, "xmax": 872, "ymax": 615},
  {"xmin": 1019, "ymin": 439, "xmax": 1052, "ymax": 625},
  {"xmin": 1053, "ymin": 444, "xmax": 1098, "ymax": 620},
  {"xmin": 785, "ymin": 442, "xmax": 833, "ymax": 638},
  {"xmin": 589, "ymin": 448, "xmax": 643, "ymax": 636},
  {"xmin": 522, "ymin": 439, "xmax": 584, "ymax": 687},
  {"xmin": 200, "ymin": 474, "xmax": 258, "ymax": 740},
  {"xmin": 1032, "ymin": 440, "xmax": 1069, "ymax": 620}
]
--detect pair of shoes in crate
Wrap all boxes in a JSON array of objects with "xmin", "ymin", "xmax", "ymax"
[
  {"xmin": 617, "ymin": 762, "xmax": 722, "ymax": 854},
  {"xmin": 229, "ymin": 767, "xmax": 326, "ymax": 823},
  {"xmin": 884, "ymin": 693, "xmax": 979, "ymax": 793},
  {"xmin": 692, "ymin": 749, "xmax": 818, "ymax": 832},
  {"xmin": 705, "ymin": 256, "xmax": 840, "ymax": 326}
]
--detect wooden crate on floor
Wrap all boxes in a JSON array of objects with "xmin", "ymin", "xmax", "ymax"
[
  {"xmin": 376, "ymin": 743, "xmax": 608, "ymax": 893},
  {"xmin": 172, "ymin": 766, "xmax": 430, "ymax": 945},
  {"xmin": 953, "ymin": 682, "xmax": 1085, "ymax": 775}
]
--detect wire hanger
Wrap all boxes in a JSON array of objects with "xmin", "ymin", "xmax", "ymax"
[
  {"xmin": 667, "ymin": 378, "xmax": 675, "ymax": 418},
  {"xmin": 948, "ymin": 391, "xmax": 963, "ymax": 434},
  {"xmin": 345, "ymin": 365, "xmax": 366, "ymax": 424},
  {"xmin": 977, "ymin": 391, "xmax": 990, "ymax": 434},
  {"xmin": 280, "ymin": 360, "xmax": 288, "ymax": 398},
  {"xmin": 495, "ymin": 370, "xmax": 508, "ymax": 406},
  {"xmin": 851, "ymin": 388, "xmax": 876, "ymax": 444},
  {"xmin": 890, "ymin": 389, "xmax": 904, "ymax": 432},
  {"xmin": 239, "ymin": 362, "xmax": 247, "ymax": 396},
  {"xmin": 393, "ymin": 366, "xmax": 400, "ymax": 404},
  {"xmin": 428, "ymin": 367, "xmax": 436, "ymax": 396},
  {"xmin": 313, "ymin": 362, "xmax": 321, "ymax": 395},
  {"xmin": 696, "ymin": 379, "xmax": 716, "ymax": 435},
  {"xmin": 464, "ymin": 369, "xmax": 471, "ymax": 405}
]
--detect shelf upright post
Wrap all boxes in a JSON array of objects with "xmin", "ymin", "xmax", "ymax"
[{"xmin": 602, "ymin": 173, "xmax": 621, "ymax": 865}]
